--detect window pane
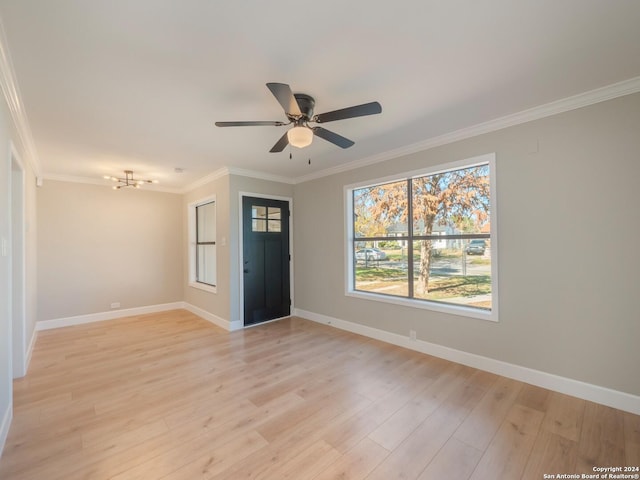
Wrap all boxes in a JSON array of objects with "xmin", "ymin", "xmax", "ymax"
[
  {"xmin": 268, "ymin": 220, "xmax": 281, "ymax": 232},
  {"xmin": 252, "ymin": 205, "xmax": 267, "ymax": 219},
  {"xmin": 353, "ymin": 180, "xmax": 408, "ymax": 238},
  {"xmin": 197, "ymin": 244, "xmax": 216, "ymax": 285},
  {"xmin": 267, "ymin": 207, "xmax": 281, "ymax": 220},
  {"xmin": 413, "ymin": 240, "xmax": 491, "ymax": 310},
  {"xmin": 196, "ymin": 201, "xmax": 216, "ymax": 242},
  {"xmin": 354, "ymin": 241, "xmax": 408, "ymax": 297},
  {"xmin": 412, "ymin": 164, "xmax": 490, "ymax": 236},
  {"xmin": 267, "ymin": 207, "xmax": 281, "ymax": 232},
  {"xmin": 252, "ymin": 219, "xmax": 267, "ymax": 232}
]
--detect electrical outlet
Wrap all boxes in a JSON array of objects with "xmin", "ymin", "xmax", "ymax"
[
  {"xmin": 409, "ymin": 329, "xmax": 417, "ymax": 341},
  {"xmin": 110, "ymin": 302, "xmax": 121, "ymax": 309}
]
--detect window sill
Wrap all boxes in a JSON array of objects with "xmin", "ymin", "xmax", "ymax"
[
  {"xmin": 189, "ymin": 281, "xmax": 217, "ymax": 294},
  {"xmin": 345, "ymin": 289, "xmax": 498, "ymax": 322}
]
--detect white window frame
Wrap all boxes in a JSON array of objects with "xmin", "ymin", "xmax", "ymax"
[
  {"xmin": 188, "ymin": 195, "xmax": 217, "ymax": 293},
  {"xmin": 345, "ymin": 153, "xmax": 498, "ymax": 322}
]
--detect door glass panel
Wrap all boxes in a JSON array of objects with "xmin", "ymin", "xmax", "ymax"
[
  {"xmin": 267, "ymin": 207, "xmax": 281, "ymax": 220},
  {"xmin": 268, "ymin": 220, "xmax": 281, "ymax": 232},
  {"xmin": 268, "ymin": 207, "xmax": 282, "ymax": 232},
  {"xmin": 252, "ymin": 205, "xmax": 267, "ymax": 232},
  {"xmin": 252, "ymin": 206, "xmax": 267, "ymax": 219},
  {"xmin": 252, "ymin": 219, "xmax": 267, "ymax": 232}
]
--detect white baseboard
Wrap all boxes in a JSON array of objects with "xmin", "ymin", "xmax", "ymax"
[
  {"xmin": 34, "ymin": 301, "xmax": 243, "ymax": 333},
  {"xmin": 295, "ymin": 308, "xmax": 640, "ymax": 416},
  {"xmin": 0, "ymin": 403, "xmax": 12, "ymax": 459},
  {"xmin": 36, "ymin": 302, "xmax": 185, "ymax": 331},
  {"xmin": 182, "ymin": 302, "xmax": 242, "ymax": 331},
  {"xmin": 25, "ymin": 328, "xmax": 37, "ymax": 373}
]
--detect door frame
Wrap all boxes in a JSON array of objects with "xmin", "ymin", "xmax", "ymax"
[
  {"xmin": 238, "ymin": 192, "xmax": 293, "ymax": 328},
  {"xmin": 9, "ymin": 142, "xmax": 26, "ymax": 378}
]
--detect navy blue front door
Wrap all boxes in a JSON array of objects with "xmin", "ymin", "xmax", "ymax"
[{"xmin": 242, "ymin": 197, "xmax": 290, "ymax": 326}]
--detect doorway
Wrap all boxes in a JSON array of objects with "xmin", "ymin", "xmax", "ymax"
[{"xmin": 242, "ymin": 195, "xmax": 291, "ymax": 326}]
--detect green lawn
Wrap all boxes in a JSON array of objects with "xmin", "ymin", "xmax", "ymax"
[{"xmin": 355, "ymin": 268, "xmax": 491, "ymax": 300}]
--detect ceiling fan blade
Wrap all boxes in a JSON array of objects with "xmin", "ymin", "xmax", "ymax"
[
  {"xmin": 312, "ymin": 127, "xmax": 355, "ymax": 149},
  {"xmin": 269, "ymin": 131, "xmax": 290, "ymax": 152},
  {"xmin": 266, "ymin": 83, "xmax": 302, "ymax": 117},
  {"xmin": 314, "ymin": 101, "xmax": 382, "ymax": 123},
  {"xmin": 215, "ymin": 121, "xmax": 285, "ymax": 127}
]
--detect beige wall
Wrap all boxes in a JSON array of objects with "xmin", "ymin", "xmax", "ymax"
[
  {"xmin": 37, "ymin": 181, "xmax": 183, "ymax": 320},
  {"xmin": 293, "ymin": 92, "xmax": 640, "ymax": 397}
]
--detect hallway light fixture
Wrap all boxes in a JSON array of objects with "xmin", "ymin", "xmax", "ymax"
[{"xmin": 103, "ymin": 170, "xmax": 159, "ymax": 190}]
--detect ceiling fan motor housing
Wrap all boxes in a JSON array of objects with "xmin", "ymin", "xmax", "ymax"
[{"xmin": 292, "ymin": 93, "xmax": 315, "ymax": 121}]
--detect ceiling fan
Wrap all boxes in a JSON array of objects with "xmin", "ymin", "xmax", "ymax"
[{"xmin": 215, "ymin": 83, "xmax": 382, "ymax": 152}]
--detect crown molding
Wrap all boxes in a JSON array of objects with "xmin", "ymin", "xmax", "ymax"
[
  {"xmin": 0, "ymin": 19, "xmax": 41, "ymax": 177},
  {"xmin": 294, "ymin": 76, "xmax": 640, "ymax": 184},
  {"xmin": 226, "ymin": 166, "xmax": 296, "ymax": 185},
  {"xmin": 181, "ymin": 166, "xmax": 295, "ymax": 193},
  {"xmin": 181, "ymin": 167, "xmax": 230, "ymax": 193}
]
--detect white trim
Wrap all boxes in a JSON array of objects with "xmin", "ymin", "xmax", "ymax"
[
  {"xmin": 181, "ymin": 167, "xmax": 230, "ymax": 193},
  {"xmin": 295, "ymin": 308, "xmax": 640, "ymax": 416},
  {"xmin": 0, "ymin": 403, "xmax": 12, "ymax": 458},
  {"xmin": 33, "ymin": 301, "xmax": 242, "ymax": 333},
  {"xmin": 9, "ymin": 142, "xmax": 27, "ymax": 378},
  {"xmin": 226, "ymin": 167, "xmax": 295, "ymax": 185},
  {"xmin": 36, "ymin": 302, "xmax": 184, "ymax": 331},
  {"xmin": 238, "ymin": 192, "xmax": 294, "ymax": 327},
  {"xmin": 344, "ymin": 291, "xmax": 495, "ymax": 322},
  {"xmin": 344, "ymin": 153, "xmax": 498, "ymax": 322},
  {"xmin": 294, "ymin": 76, "xmax": 640, "ymax": 184},
  {"xmin": 0, "ymin": 20, "xmax": 41, "ymax": 177},
  {"xmin": 188, "ymin": 281, "xmax": 217, "ymax": 294},
  {"xmin": 25, "ymin": 328, "xmax": 37, "ymax": 373},
  {"xmin": 182, "ymin": 302, "xmax": 242, "ymax": 331},
  {"xmin": 181, "ymin": 166, "xmax": 295, "ymax": 194}
]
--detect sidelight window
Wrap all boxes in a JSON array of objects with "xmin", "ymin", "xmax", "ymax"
[{"xmin": 188, "ymin": 196, "xmax": 217, "ymax": 292}]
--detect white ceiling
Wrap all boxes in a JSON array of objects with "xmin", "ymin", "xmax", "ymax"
[{"xmin": 0, "ymin": 1, "xmax": 639, "ymax": 191}]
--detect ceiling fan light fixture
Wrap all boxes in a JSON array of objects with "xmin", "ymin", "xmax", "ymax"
[{"xmin": 287, "ymin": 126, "xmax": 313, "ymax": 148}]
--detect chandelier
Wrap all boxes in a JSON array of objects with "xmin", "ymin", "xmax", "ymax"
[{"xmin": 103, "ymin": 170, "xmax": 159, "ymax": 190}]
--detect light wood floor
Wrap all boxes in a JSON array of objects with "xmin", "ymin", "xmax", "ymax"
[{"xmin": 1, "ymin": 310, "xmax": 638, "ymax": 479}]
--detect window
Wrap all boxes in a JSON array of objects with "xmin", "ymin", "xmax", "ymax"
[
  {"xmin": 346, "ymin": 154, "xmax": 497, "ymax": 321},
  {"xmin": 189, "ymin": 196, "xmax": 216, "ymax": 292},
  {"xmin": 251, "ymin": 205, "xmax": 282, "ymax": 232}
]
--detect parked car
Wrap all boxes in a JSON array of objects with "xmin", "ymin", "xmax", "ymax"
[
  {"xmin": 465, "ymin": 239, "xmax": 486, "ymax": 255},
  {"xmin": 355, "ymin": 248, "xmax": 387, "ymax": 261}
]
